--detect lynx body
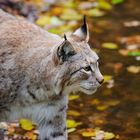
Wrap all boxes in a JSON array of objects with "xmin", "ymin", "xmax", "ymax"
[{"xmin": 0, "ymin": 9, "xmax": 104, "ymax": 140}]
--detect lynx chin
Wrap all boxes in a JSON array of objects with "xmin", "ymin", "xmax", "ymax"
[{"xmin": 0, "ymin": 9, "xmax": 104, "ymax": 140}]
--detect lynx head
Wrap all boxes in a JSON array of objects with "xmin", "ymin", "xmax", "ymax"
[{"xmin": 52, "ymin": 17, "xmax": 104, "ymax": 95}]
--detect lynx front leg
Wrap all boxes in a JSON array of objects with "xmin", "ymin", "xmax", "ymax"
[
  {"xmin": 39, "ymin": 122, "xmax": 67, "ymax": 140},
  {"xmin": 38, "ymin": 114, "xmax": 67, "ymax": 140},
  {"xmin": 37, "ymin": 105, "xmax": 68, "ymax": 140}
]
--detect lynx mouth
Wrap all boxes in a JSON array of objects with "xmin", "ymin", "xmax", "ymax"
[
  {"xmin": 80, "ymin": 82, "xmax": 100, "ymax": 90},
  {"xmin": 81, "ymin": 86, "xmax": 97, "ymax": 91},
  {"xmin": 80, "ymin": 87, "xmax": 97, "ymax": 95}
]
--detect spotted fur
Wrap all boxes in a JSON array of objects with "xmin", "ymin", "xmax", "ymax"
[{"xmin": 0, "ymin": 9, "xmax": 104, "ymax": 140}]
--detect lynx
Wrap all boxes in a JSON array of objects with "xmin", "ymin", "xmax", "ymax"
[{"xmin": 0, "ymin": 9, "xmax": 104, "ymax": 140}]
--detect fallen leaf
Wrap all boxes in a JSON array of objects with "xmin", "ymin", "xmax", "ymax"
[
  {"xmin": 98, "ymin": 1, "xmax": 112, "ymax": 10},
  {"xmin": 127, "ymin": 66, "xmax": 140, "ymax": 74},
  {"xmin": 82, "ymin": 131, "xmax": 95, "ymax": 137},
  {"xmin": 32, "ymin": 0, "xmax": 43, "ymax": 4},
  {"xmin": 136, "ymin": 56, "xmax": 140, "ymax": 61},
  {"xmin": 106, "ymin": 79, "xmax": 114, "ymax": 88},
  {"xmin": 48, "ymin": 23, "xmax": 73, "ymax": 34},
  {"xmin": 0, "ymin": 122, "xmax": 8, "ymax": 129},
  {"xmin": 119, "ymin": 49, "xmax": 129, "ymax": 56},
  {"xmin": 94, "ymin": 119, "xmax": 104, "ymax": 125},
  {"xmin": 60, "ymin": 9, "xmax": 82, "ymax": 20},
  {"xmin": 20, "ymin": 119, "xmax": 34, "ymax": 131},
  {"xmin": 103, "ymin": 75, "xmax": 113, "ymax": 83},
  {"xmin": 96, "ymin": 105, "xmax": 109, "ymax": 111},
  {"xmin": 69, "ymin": 95, "xmax": 80, "ymax": 101},
  {"xmin": 126, "ymin": 44, "xmax": 139, "ymax": 50},
  {"xmin": 8, "ymin": 126, "xmax": 15, "ymax": 134},
  {"xmin": 128, "ymin": 51, "xmax": 140, "ymax": 56},
  {"xmin": 78, "ymin": 2, "xmax": 96, "ymax": 10},
  {"xmin": 51, "ymin": 7, "xmax": 64, "ymax": 16},
  {"xmin": 119, "ymin": 35, "xmax": 140, "ymax": 44},
  {"xmin": 68, "ymin": 110, "xmax": 80, "ymax": 117},
  {"xmin": 66, "ymin": 119, "xmax": 82, "ymax": 128},
  {"xmin": 115, "ymin": 134, "xmax": 120, "ymax": 139},
  {"xmin": 67, "ymin": 128, "xmax": 76, "ymax": 133},
  {"xmin": 62, "ymin": 1, "xmax": 76, "ymax": 8},
  {"xmin": 106, "ymin": 100, "xmax": 120, "ymax": 106},
  {"xmin": 111, "ymin": 0, "xmax": 124, "ymax": 5},
  {"xmin": 104, "ymin": 132, "xmax": 115, "ymax": 139},
  {"xmin": 36, "ymin": 16, "xmax": 63, "ymax": 27},
  {"xmin": 124, "ymin": 21, "xmax": 140, "ymax": 27},
  {"xmin": 36, "ymin": 16, "xmax": 50, "ymax": 27},
  {"xmin": 81, "ymin": 128, "xmax": 95, "ymax": 137},
  {"xmin": 90, "ymin": 99, "xmax": 100, "ymax": 105},
  {"xmin": 84, "ymin": 8, "xmax": 105, "ymax": 17},
  {"xmin": 25, "ymin": 131, "xmax": 37, "ymax": 140},
  {"xmin": 102, "ymin": 42, "xmax": 118, "ymax": 49},
  {"xmin": 92, "ymin": 130, "xmax": 105, "ymax": 140}
]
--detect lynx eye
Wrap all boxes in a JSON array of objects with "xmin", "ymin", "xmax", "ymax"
[{"xmin": 83, "ymin": 66, "xmax": 92, "ymax": 71}]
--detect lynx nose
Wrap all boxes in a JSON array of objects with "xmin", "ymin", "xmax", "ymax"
[
  {"xmin": 95, "ymin": 66, "xmax": 104, "ymax": 85},
  {"xmin": 98, "ymin": 78, "xmax": 104, "ymax": 84},
  {"xmin": 95, "ymin": 71, "xmax": 104, "ymax": 84}
]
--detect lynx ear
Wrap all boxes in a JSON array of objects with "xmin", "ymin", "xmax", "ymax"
[
  {"xmin": 73, "ymin": 16, "xmax": 89, "ymax": 42},
  {"xmin": 57, "ymin": 34, "xmax": 76, "ymax": 62}
]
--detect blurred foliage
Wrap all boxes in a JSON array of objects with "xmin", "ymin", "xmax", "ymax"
[{"xmin": 0, "ymin": 0, "xmax": 125, "ymax": 34}]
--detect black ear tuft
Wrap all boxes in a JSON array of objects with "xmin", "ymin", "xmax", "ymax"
[
  {"xmin": 83, "ymin": 15, "xmax": 86, "ymax": 25},
  {"xmin": 81, "ymin": 15, "xmax": 88, "ymax": 36},
  {"xmin": 64, "ymin": 34, "xmax": 67, "ymax": 40},
  {"xmin": 72, "ymin": 16, "xmax": 89, "ymax": 42}
]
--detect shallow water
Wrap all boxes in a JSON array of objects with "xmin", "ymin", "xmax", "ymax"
[{"xmin": 68, "ymin": 0, "xmax": 140, "ymax": 139}]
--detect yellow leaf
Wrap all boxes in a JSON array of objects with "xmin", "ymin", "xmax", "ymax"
[
  {"xmin": 96, "ymin": 105, "xmax": 109, "ymax": 111},
  {"xmin": 102, "ymin": 42, "xmax": 118, "ymax": 49},
  {"xmin": 81, "ymin": 128, "xmax": 95, "ymax": 137},
  {"xmin": 103, "ymin": 75, "xmax": 113, "ymax": 82},
  {"xmin": 66, "ymin": 119, "xmax": 82, "ymax": 128},
  {"xmin": 90, "ymin": 99, "xmax": 100, "ymax": 105},
  {"xmin": 20, "ymin": 119, "xmax": 34, "ymax": 131},
  {"xmin": 32, "ymin": 0, "xmax": 42, "ymax": 3},
  {"xmin": 62, "ymin": 1, "xmax": 76, "ymax": 8},
  {"xmin": 82, "ymin": 131, "xmax": 95, "ymax": 137},
  {"xmin": 84, "ymin": 8, "xmax": 105, "ymax": 17},
  {"xmin": 94, "ymin": 119, "xmax": 104, "ymax": 125},
  {"xmin": 107, "ymin": 100, "xmax": 120, "ymax": 106},
  {"xmin": 67, "ymin": 128, "xmax": 76, "ymax": 133},
  {"xmin": 69, "ymin": 95, "xmax": 80, "ymax": 101},
  {"xmin": 99, "ymin": 1, "xmax": 112, "ymax": 10},
  {"xmin": 60, "ymin": 9, "xmax": 82, "ymax": 20},
  {"xmin": 104, "ymin": 132, "xmax": 115, "ymax": 139},
  {"xmin": 48, "ymin": 24, "xmax": 72, "ymax": 34},
  {"xmin": 51, "ymin": 7, "xmax": 64, "ymax": 16},
  {"xmin": 68, "ymin": 110, "xmax": 80, "ymax": 116},
  {"xmin": 36, "ymin": 16, "xmax": 50, "ymax": 27},
  {"xmin": 25, "ymin": 131, "xmax": 37, "ymax": 140}
]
